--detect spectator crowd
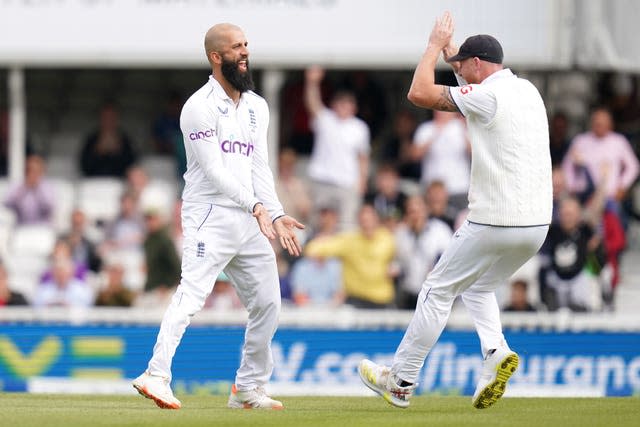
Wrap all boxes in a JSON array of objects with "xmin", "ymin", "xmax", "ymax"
[{"xmin": 1, "ymin": 68, "xmax": 639, "ymax": 314}]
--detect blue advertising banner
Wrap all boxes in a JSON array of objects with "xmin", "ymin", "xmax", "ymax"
[{"xmin": 0, "ymin": 324, "xmax": 638, "ymax": 396}]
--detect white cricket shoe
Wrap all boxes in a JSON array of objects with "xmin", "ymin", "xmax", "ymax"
[
  {"xmin": 472, "ymin": 347, "xmax": 519, "ymax": 409},
  {"xmin": 358, "ymin": 359, "xmax": 416, "ymax": 409},
  {"xmin": 227, "ymin": 384, "xmax": 284, "ymax": 410},
  {"xmin": 132, "ymin": 371, "xmax": 181, "ymax": 410}
]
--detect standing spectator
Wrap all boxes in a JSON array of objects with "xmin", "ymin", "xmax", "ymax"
[
  {"xmin": 424, "ymin": 180, "xmax": 457, "ymax": 231},
  {"xmin": 365, "ymin": 163, "xmax": 407, "ymax": 230},
  {"xmin": 0, "ymin": 262, "xmax": 28, "ymax": 306},
  {"xmin": 33, "ymin": 258, "xmax": 93, "ymax": 308},
  {"xmin": 549, "ymin": 111, "xmax": 572, "ymax": 167},
  {"xmin": 394, "ymin": 195, "xmax": 452, "ymax": 309},
  {"xmin": 379, "ymin": 109, "xmax": 421, "ymax": 181},
  {"xmin": 412, "ymin": 110, "xmax": 470, "ymax": 213},
  {"xmin": 142, "ymin": 208, "xmax": 181, "ymax": 294},
  {"xmin": 305, "ymin": 204, "xmax": 395, "ymax": 308},
  {"xmin": 66, "ymin": 208, "xmax": 102, "ymax": 273},
  {"xmin": 304, "ymin": 66, "xmax": 371, "ymax": 231},
  {"xmin": 4, "ymin": 154, "xmax": 54, "ymax": 225},
  {"xmin": 562, "ymin": 107, "xmax": 639, "ymax": 213},
  {"xmin": 503, "ymin": 280, "xmax": 536, "ymax": 312},
  {"xmin": 95, "ymin": 259, "xmax": 135, "ymax": 307},
  {"xmin": 539, "ymin": 197, "xmax": 600, "ymax": 311},
  {"xmin": 80, "ymin": 103, "xmax": 138, "ymax": 177}
]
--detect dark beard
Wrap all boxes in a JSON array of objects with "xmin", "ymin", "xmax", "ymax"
[{"xmin": 221, "ymin": 57, "xmax": 254, "ymax": 93}]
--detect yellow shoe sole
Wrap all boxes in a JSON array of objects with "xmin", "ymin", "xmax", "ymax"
[{"xmin": 472, "ymin": 353, "xmax": 519, "ymax": 409}]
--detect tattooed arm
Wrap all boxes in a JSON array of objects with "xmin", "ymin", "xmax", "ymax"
[{"xmin": 407, "ymin": 12, "xmax": 460, "ymax": 112}]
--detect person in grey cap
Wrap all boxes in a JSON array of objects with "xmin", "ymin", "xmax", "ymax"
[{"xmin": 358, "ymin": 11, "xmax": 551, "ymax": 410}]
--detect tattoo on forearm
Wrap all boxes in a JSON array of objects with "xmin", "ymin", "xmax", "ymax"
[{"xmin": 434, "ymin": 86, "xmax": 459, "ymax": 112}]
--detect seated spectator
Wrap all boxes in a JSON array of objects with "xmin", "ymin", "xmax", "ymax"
[
  {"xmin": 308, "ymin": 203, "xmax": 340, "ymax": 241},
  {"xmin": 412, "ymin": 110, "xmax": 470, "ymax": 213},
  {"xmin": 425, "ymin": 180, "xmax": 457, "ymax": 231},
  {"xmin": 151, "ymin": 92, "xmax": 187, "ymax": 182},
  {"xmin": 41, "ymin": 237, "xmax": 89, "ymax": 282},
  {"xmin": 364, "ymin": 163, "xmax": 407, "ymax": 230},
  {"xmin": 101, "ymin": 191, "xmax": 145, "ymax": 254},
  {"xmin": 379, "ymin": 109, "xmax": 421, "ymax": 181},
  {"xmin": 33, "ymin": 258, "xmax": 93, "ymax": 308},
  {"xmin": 539, "ymin": 197, "xmax": 601, "ymax": 311},
  {"xmin": 151, "ymin": 91, "xmax": 183, "ymax": 156},
  {"xmin": 394, "ymin": 195, "xmax": 452, "ymax": 309},
  {"xmin": 205, "ymin": 272, "xmax": 243, "ymax": 310},
  {"xmin": 305, "ymin": 204, "xmax": 395, "ymax": 309},
  {"xmin": 0, "ymin": 262, "xmax": 28, "ymax": 306},
  {"xmin": 275, "ymin": 147, "xmax": 312, "ymax": 225},
  {"xmin": 79, "ymin": 103, "xmax": 138, "ymax": 177},
  {"xmin": 125, "ymin": 164, "xmax": 149, "ymax": 203},
  {"xmin": 143, "ymin": 207, "xmax": 181, "ymax": 294},
  {"xmin": 66, "ymin": 208, "xmax": 102, "ymax": 273},
  {"xmin": 95, "ymin": 259, "xmax": 135, "ymax": 307},
  {"xmin": 503, "ymin": 279, "xmax": 537, "ymax": 312},
  {"xmin": 4, "ymin": 154, "xmax": 54, "ymax": 225},
  {"xmin": 549, "ymin": 111, "xmax": 571, "ymax": 167},
  {"xmin": 289, "ymin": 256, "xmax": 343, "ymax": 307}
]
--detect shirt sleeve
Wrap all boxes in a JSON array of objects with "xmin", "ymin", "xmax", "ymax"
[
  {"xmin": 181, "ymin": 102, "xmax": 259, "ymax": 213},
  {"xmin": 251, "ymin": 100, "xmax": 285, "ymax": 221},
  {"xmin": 617, "ymin": 134, "xmax": 640, "ymax": 191},
  {"xmin": 305, "ymin": 234, "xmax": 349, "ymax": 259},
  {"xmin": 358, "ymin": 123, "xmax": 371, "ymax": 155},
  {"xmin": 449, "ymin": 84, "xmax": 497, "ymax": 124}
]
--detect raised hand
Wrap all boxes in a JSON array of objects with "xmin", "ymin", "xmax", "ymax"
[{"xmin": 428, "ymin": 11, "xmax": 454, "ymax": 50}]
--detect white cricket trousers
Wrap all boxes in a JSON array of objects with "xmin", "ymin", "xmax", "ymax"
[
  {"xmin": 392, "ymin": 221, "xmax": 549, "ymax": 383},
  {"xmin": 147, "ymin": 202, "xmax": 281, "ymax": 391}
]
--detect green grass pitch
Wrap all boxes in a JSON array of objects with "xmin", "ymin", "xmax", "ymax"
[{"xmin": 1, "ymin": 394, "xmax": 638, "ymax": 427}]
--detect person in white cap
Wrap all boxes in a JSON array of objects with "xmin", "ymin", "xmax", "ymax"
[
  {"xmin": 132, "ymin": 22, "xmax": 304, "ymax": 410},
  {"xmin": 359, "ymin": 11, "xmax": 551, "ymax": 410}
]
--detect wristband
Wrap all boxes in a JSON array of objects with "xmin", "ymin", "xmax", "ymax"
[
  {"xmin": 272, "ymin": 214, "xmax": 286, "ymax": 224},
  {"xmin": 252, "ymin": 202, "xmax": 263, "ymax": 213}
]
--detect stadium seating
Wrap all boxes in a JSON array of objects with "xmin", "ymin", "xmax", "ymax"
[
  {"xmin": 76, "ymin": 177, "xmax": 125, "ymax": 228},
  {"xmin": 49, "ymin": 178, "xmax": 76, "ymax": 233},
  {"xmin": 5, "ymin": 224, "xmax": 57, "ymax": 302}
]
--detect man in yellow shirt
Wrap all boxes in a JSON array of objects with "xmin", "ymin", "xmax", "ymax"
[{"xmin": 305, "ymin": 204, "xmax": 396, "ymax": 308}]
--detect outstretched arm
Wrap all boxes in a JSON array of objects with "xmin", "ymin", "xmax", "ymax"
[
  {"xmin": 407, "ymin": 12, "xmax": 459, "ymax": 112},
  {"xmin": 304, "ymin": 66, "xmax": 326, "ymax": 118}
]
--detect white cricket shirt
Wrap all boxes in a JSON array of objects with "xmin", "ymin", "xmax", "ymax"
[
  {"xmin": 413, "ymin": 118, "xmax": 470, "ymax": 194},
  {"xmin": 307, "ymin": 108, "xmax": 370, "ymax": 188},
  {"xmin": 450, "ymin": 69, "xmax": 552, "ymax": 226},
  {"xmin": 180, "ymin": 76, "xmax": 284, "ymax": 220}
]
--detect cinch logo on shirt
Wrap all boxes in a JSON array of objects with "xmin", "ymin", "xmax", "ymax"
[
  {"xmin": 221, "ymin": 140, "xmax": 254, "ymax": 157},
  {"xmin": 189, "ymin": 128, "xmax": 216, "ymax": 140}
]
